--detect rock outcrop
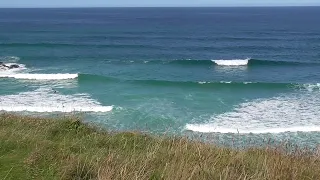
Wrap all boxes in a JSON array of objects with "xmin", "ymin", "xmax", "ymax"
[{"xmin": 0, "ymin": 62, "xmax": 20, "ymax": 70}]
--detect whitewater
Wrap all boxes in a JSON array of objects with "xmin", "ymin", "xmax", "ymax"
[
  {"xmin": 1, "ymin": 7, "xmax": 320, "ymax": 148},
  {"xmin": 0, "ymin": 73, "xmax": 78, "ymax": 80},
  {"xmin": 0, "ymin": 61, "xmax": 111, "ymax": 113},
  {"xmin": 212, "ymin": 59, "xmax": 250, "ymax": 66}
]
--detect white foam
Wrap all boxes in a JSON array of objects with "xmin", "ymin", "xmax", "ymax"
[
  {"xmin": 198, "ymin": 81, "xmax": 252, "ymax": 84},
  {"xmin": 0, "ymin": 88, "xmax": 113, "ymax": 113},
  {"xmin": 186, "ymin": 92, "xmax": 320, "ymax": 134},
  {"xmin": 0, "ymin": 56, "xmax": 25, "ymax": 73},
  {"xmin": 244, "ymin": 82, "xmax": 253, "ymax": 84},
  {"xmin": 0, "ymin": 106, "xmax": 113, "ymax": 113},
  {"xmin": 302, "ymin": 83, "xmax": 320, "ymax": 92},
  {"xmin": 198, "ymin": 81, "xmax": 233, "ymax": 84},
  {"xmin": 198, "ymin": 81, "xmax": 208, "ymax": 84},
  {"xmin": 186, "ymin": 124, "xmax": 320, "ymax": 134},
  {"xmin": 212, "ymin": 58, "xmax": 250, "ymax": 66},
  {"xmin": 0, "ymin": 63, "xmax": 27, "ymax": 73},
  {"xmin": 220, "ymin": 81, "xmax": 232, "ymax": 83},
  {"xmin": 0, "ymin": 73, "xmax": 78, "ymax": 80}
]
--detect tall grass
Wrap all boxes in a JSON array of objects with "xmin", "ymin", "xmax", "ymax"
[{"xmin": 0, "ymin": 113, "xmax": 320, "ymax": 180}]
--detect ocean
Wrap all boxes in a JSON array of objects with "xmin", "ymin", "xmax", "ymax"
[{"xmin": 1, "ymin": 7, "xmax": 320, "ymax": 148}]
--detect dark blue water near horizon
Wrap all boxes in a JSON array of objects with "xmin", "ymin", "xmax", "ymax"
[{"xmin": 1, "ymin": 7, "xmax": 320, "ymax": 148}]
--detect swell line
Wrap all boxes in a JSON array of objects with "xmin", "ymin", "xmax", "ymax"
[
  {"xmin": 1, "ymin": 72, "xmax": 319, "ymax": 92},
  {"xmin": 104, "ymin": 58, "xmax": 317, "ymax": 66},
  {"xmin": 0, "ymin": 42, "xmax": 162, "ymax": 50},
  {"xmin": 0, "ymin": 73, "xmax": 78, "ymax": 80},
  {"xmin": 77, "ymin": 74, "xmax": 312, "ymax": 90}
]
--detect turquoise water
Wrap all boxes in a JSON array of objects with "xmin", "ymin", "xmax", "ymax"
[{"xmin": 1, "ymin": 7, "xmax": 320, "ymax": 147}]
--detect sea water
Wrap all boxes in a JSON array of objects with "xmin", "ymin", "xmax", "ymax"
[{"xmin": 1, "ymin": 7, "xmax": 320, "ymax": 148}]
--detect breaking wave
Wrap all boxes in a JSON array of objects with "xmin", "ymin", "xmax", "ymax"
[
  {"xmin": 0, "ymin": 73, "xmax": 78, "ymax": 80},
  {"xmin": 0, "ymin": 63, "xmax": 27, "ymax": 73},
  {"xmin": 0, "ymin": 88, "xmax": 113, "ymax": 113},
  {"xmin": 185, "ymin": 92, "xmax": 320, "ymax": 134},
  {"xmin": 0, "ymin": 58, "xmax": 78, "ymax": 80},
  {"xmin": 3, "ymin": 71, "xmax": 319, "ymax": 92},
  {"xmin": 212, "ymin": 59, "xmax": 250, "ymax": 66},
  {"xmin": 78, "ymin": 74, "xmax": 320, "ymax": 92},
  {"xmin": 108, "ymin": 58, "xmax": 315, "ymax": 67}
]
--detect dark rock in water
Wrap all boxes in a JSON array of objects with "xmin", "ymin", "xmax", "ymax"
[
  {"xmin": 0, "ymin": 62, "xmax": 20, "ymax": 70},
  {"xmin": 0, "ymin": 66, "xmax": 8, "ymax": 70},
  {"xmin": 9, "ymin": 64, "xmax": 20, "ymax": 69},
  {"xmin": 0, "ymin": 63, "xmax": 9, "ymax": 69}
]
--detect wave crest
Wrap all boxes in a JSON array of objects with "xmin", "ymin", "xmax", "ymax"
[
  {"xmin": 162, "ymin": 58, "xmax": 314, "ymax": 66},
  {"xmin": 212, "ymin": 59, "xmax": 250, "ymax": 66},
  {"xmin": 185, "ymin": 92, "xmax": 320, "ymax": 134},
  {"xmin": 78, "ymin": 74, "xmax": 320, "ymax": 92},
  {"xmin": 0, "ymin": 88, "xmax": 113, "ymax": 113},
  {"xmin": 0, "ymin": 73, "xmax": 78, "ymax": 80}
]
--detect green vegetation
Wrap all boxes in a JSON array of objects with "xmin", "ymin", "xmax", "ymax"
[{"xmin": 0, "ymin": 113, "xmax": 320, "ymax": 180}]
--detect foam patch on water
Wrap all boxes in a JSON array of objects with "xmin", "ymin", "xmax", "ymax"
[
  {"xmin": 212, "ymin": 58, "xmax": 250, "ymax": 66},
  {"xmin": 302, "ymin": 83, "xmax": 320, "ymax": 92},
  {"xmin": 186, "ymin": 92, "xmax": 320, "ymax": 134},
  {"xmin": 0, "ymin": 56, "xmax": 25, "ymax": 72},
  {"xmin": 0, "ymin": 63, "xmax": 27, "ymax": 73},
  {"xmin": 0, "ymin": 88, "xmax": 113, "ymax": 113},
  {"xmin": 220, "ymin": 81, "xmax": 232, "ymax": 83},
  {"xmin": 0, "ymin": 61, "xmax": 78, "ymax": 80},
  {"xmin": 0, "ymin": 73, "xmax": 78, "ymax": 80},
  {"xmin": 198, "ymin": 81, "xmax": 207, "ymax": 84},
  {"xmin": 198, "ymin": 81, "xmax": 253, "ymax": 84}
]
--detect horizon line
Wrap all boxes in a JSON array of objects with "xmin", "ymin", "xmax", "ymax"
[{"xmin": 0, "ymin": 5, "xmax": 320, "ymax": 8}]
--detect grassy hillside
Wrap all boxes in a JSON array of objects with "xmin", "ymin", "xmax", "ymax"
[{"xmin": 0, "ymin": 113, "xmax": 320, "ymax": 180}]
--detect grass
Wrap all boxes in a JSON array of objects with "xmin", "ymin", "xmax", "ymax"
[{"xmin": 0, "ymin": 113, "xmax": 320, "ymax": 180}]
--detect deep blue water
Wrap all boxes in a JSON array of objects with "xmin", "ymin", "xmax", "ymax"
[{"xmin": 1, "ymin": 7, "xmax": 320, "ymax": 147}]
